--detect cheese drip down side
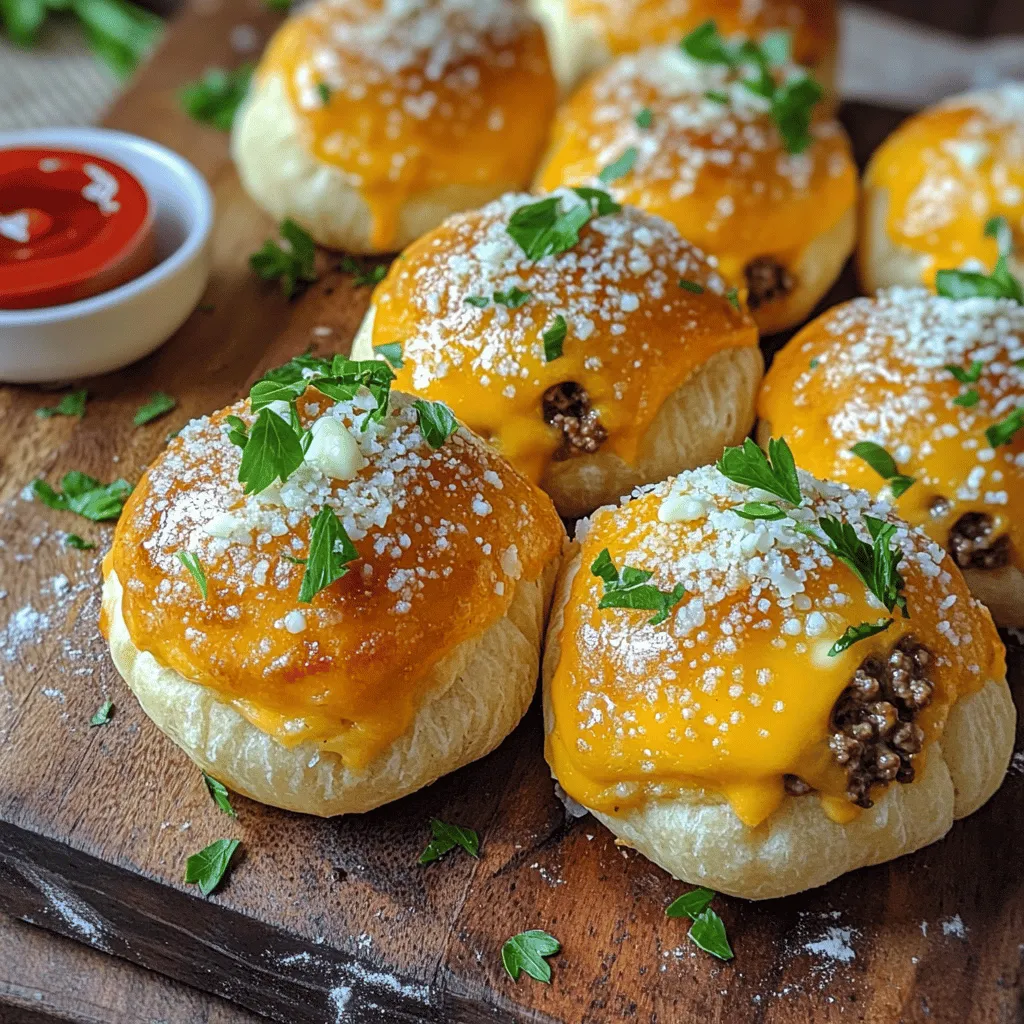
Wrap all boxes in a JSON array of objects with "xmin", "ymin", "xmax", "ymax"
[
  {"xmin": 368, "ymin": 191, "xmax": 758, "ymax": 483},
  {"xmin": 865, "ymin": 85, "xmax": 1024, "ymax": 287},
  {"xmin": 107, "ymin": 388, "xmax": 564, "ymax": 770},
  {"xmin": 545, "ymin": 467, "xmax": 1004, "ymax": 828},
  {"xmin": 758, "ymin": 288, "xmax": 1024, "ymax": 572},
  {"xmin": 535, "ymin": 45, "xmax": 856, "ymax": 283},
  {"xmin": 256, "ymin": 0, "xmax": 556, "ymax": 250},
  {"xmin": 563, "ymin": 0, "xmax": 835, "ymax": 70}
]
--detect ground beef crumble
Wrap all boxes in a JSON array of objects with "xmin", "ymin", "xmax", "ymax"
[
  {"xmin": 542, "ymin": 381, "xmax": 607, "ymax": 457},
  {"xmin": 744, "ymin": 256, "xmax": 794, "ymax": 310},
  {"xmin": 947, "ymin": 511, "xmax": 1011, "ymax": 570},
  {"xmin": 828, "ymin": 636, "xmax": 934, "ymax": 808}
]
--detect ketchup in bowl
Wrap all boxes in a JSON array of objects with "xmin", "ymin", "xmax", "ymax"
[{"xmin": 0, "ymin": 147, "xmax": 155, "ymax": 310}]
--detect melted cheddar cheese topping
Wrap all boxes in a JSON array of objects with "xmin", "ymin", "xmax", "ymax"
[
  {"xmin": 759, "ymin": 288, "xmax": 1024, "ymax": 571},
  {"xmin": 535, "ymin": 46, "xmax": 856, "ymax": 283},
  {"xmin": 545, "ymin": 467, "xmax": 1003, "ymax": 828},
  {"xmin": 564, "ymin": 0, "xmax": 836, "ymax": 70},
  {"xmin": 864, "ymin": 85, "xmax": 1024, "ymax": 287},
  {"xmin": 257, "ymin": 0, "xmax": 557, "ymax": 249},
  {"xmin": 106, "ymin": 389, "xmax": 564, "ymax": 769},
  {"xmin": 367, "ymin": 191, "xmax": 758, "ymax": 484}
]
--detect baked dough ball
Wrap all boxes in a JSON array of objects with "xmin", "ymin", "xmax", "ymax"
[
  {"xmin": 535, "ymin": 43, "xmax": 856, "ymax": 334},
  {"xmin": 232, "ymin": 0, "xmax": 557, "ymax": 254},
  {"xmin": 861, "ymin": 84, "xmax": 1024, "ymax": 294},
  {"xmin": 542, "ymin": 461, "xmax": 1012, "ymax": 899},
  {"xmin": 102, "ymin": 360, "xmax": 564, "ymax": 815},
  {"xmin": 528, "ymin": 0, "xmax": 837, "ymax": 95},
  {"xmin": 758, "ymin": 287, "xmax": 1024, "ymax": 628},
  {"xmin": 352, "ymin": 189, "xmax": 762, "ymax": 518}
]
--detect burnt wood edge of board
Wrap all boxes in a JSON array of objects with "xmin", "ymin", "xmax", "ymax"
[{"xmin": 0, "ymin": 821, "xmax": 521, "ymax": 1024}]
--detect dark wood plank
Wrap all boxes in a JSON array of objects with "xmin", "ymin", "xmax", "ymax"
[{"xmin": 3, "ymin": 2, "xmax": 1024, "ymax": 1023}]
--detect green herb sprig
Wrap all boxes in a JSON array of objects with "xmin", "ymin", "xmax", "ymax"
[
  {"xmin": 134, "ymin": 391, "xmax": 176, "ymax": 426},
  {"xmin": 176, "ymin": 551, "xmax": 208, "ymax": 600},
  {"xmin": 506, "ymin": 188, "xmax": 620, "ymax": 261},
  {"xmin": 32, "ymin": 472, "xmax": 132, "ymax": 522},
  {"xmin": 542, "ymin": 315, "xmax": 567, "ymax": 362},
  {"xmin": 501, "ymin": 930, "xmax": 561, "ymax": 984},
  {"xmin": 250, "ymin": 219, "xmax": 318, "ymax": 298},
  {"xmin": 36, "ymin": 390, "xmax": 87, "ymax": 419},
  {"xmin": 203, "ymin": 774, "xmax": 237, "ymax": 817},
  {"xmin": 180, "ymin": 64, "xmax": 253, "ymax": 131},
  {"xmin": 850, "ymin": 441, "xmax": 915, "ymax": 498},
  {"xmin": 418, "ymin": 819, "xmax": 479, "ymax": 865},
  {"xmin": 936, "ymin": 217, "xmax": 1023, "ymax": 303},
  {"xmin": 666, "ymin": 887, "xmax": 733, "ymax": 960},
  {"xmin": 184, "ymin": 838, "xmax": 240, "ymax": 896},
  {"xmin": 297, "ymin": 506, "xmax": 358, "ymax": 603},
  {"xmin": 90, "ymin": 700, "xmax": 114, "ymax": 726},
  {"xmin": 590, "ymin": 549, "xmax": 686, "ymax": 626}
]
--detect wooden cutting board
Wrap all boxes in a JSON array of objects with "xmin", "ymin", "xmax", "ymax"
[{"xmin": 2, "ymin": 5, "xmax": 1024, "ymax": 1022}]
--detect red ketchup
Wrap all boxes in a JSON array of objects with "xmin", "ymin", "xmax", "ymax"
[{"xmin": 0, "ymin": 147, "xmax": 155, "ymax": 310}]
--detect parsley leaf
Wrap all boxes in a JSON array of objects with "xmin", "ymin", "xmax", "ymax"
[
  {"xmin": 681, "ymin": 19, "xmax": 733, "ymax": 64},
  {"xmin": 506, "ymin": 189, "xmax": 620, "ymax": 261},
  {"xmin": 418, "ymin": 819, "xmax": 479, "ymax": 864},
  {"xmin": 32, "ymin": 472, "xmax": 132, "ymax": 521},
  {"xmin": 225, "ymin": 414, "xmax": 249, "ymax": 449},
  {"xmin": 725, "ymin": 287, "xmax": 740, "ymax": 310},
  {"xmin": 688, "ymin": 908, "xmax": 733, "ymax": 961},
  {"xmin": 203, "ymin": 773, "xmax": 237, "ymax": 817},
  {"xmin": 815, "ymin": 514, "xmax": 908, "ymax": 617},
  {"xmin": 250, "ymin": 219, "xmax": 318, "ymax": 298},
  {"xmin": 465, "ymin": 295, "xmax": 490, "ymax": 308},
  {"xmin": 945, "ymin": 360, "xmax": 984, "ymax": 385},
  {"xmin": 64, "ymin": 533, "xmax": 96, "ymax": 550},
  {"xmin": 598, "ymin": 146, "xmax": 638, "ymax": 184},
  {"xmin": 90, "ymin": 700, "xmax": 114, "ymax": 726},
  {"xmin": 716, "ymin": 437, "xmax": 802, "ymax": 506},
  {"xmin": 373, "ymin": 342, "xmax": 403, "ymax": 369},
  {"xmin": 953, "ymin": 389, "xmax": 980, "ymax": 408},
  {"xmin": 501, "ymin": 930, "xmax": 561, "ymax": 984},
  {"xmin": 936, "ymin": 216, "xmax": 1024, "ymax": 303},
  {"xmin": 298, "ymin": 506, "xmax": 358, "ymax": 603},
  {"xmin": 678, "ymin": 279, "xmax": 704, "ymax": 294},
  {"xmin": 828, "ymin": 618, "xmax": 894, "ymax": 657},
  {"xmin": 493, "ymin": 286, "xmax": 532, "ymax": 309},
  {"xmin": 184, "ymin": 838, "xmax": 240, "ymax": 896},
  {"xmin": 730, "ymin": 501, "xmax": 786, "ymax": 521},
  {"xmin": 414, "ymin": 399, "xmax": 459, "ymax": 449},
  {"xmin": 850, "ymin": 441, "xmax": 915, "ymax": 498},
  {"xmin": 591, "ymin": 548, "xmax": 686, "ymax": 626},
  {"xmin": 665, "ymin": 887, "xmax": 716, "ymax": 919},
  {"xmin": 134, "ymin": 390, "xmax": 176, "ymax": 426},
  {"xmin": 542, "ymin": 315, "xmax": 567, "ymax": 362},
  {"xmin": 986, "ymin": 407, "xmax": 1024, "ymax": 448},
  {"xmin": 635, "ymin": 107, "xmax": 653, "ymax": 128},
  {"xmin": 316, "ymin": 81, "xmax": 331, "ymax": 105},
  {"xmin": 338, "ymin": 255, "xmax": 388, "ymax": 287},
  {"xmin": 176, "ymin": 551, "xmax": 208, "ymax": 600},
  {"xmin": 237, "ymin": 407, "xmax": 305, "ymax": 494},
  {"xmin": 180, "ymin": 64, "xmax": 252, "ymax": 131},
  {"xmin": 36, "ymin": 389, "xmax": 87, "ymax": 418}
]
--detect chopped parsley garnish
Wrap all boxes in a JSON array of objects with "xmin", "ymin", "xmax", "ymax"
[
  {"xmin": 281, "ymin": 553, "xmax": 307, "ymax": 565},
  {"xmin": 945, "ymin": 360, "xmax": 984, "ymax": 385},
  {"xmin": 809, "ymin": 357, "xmax": 820, "ymax": 369},
  {"xmin": 716, "ymin": 437, "xmax": 802, "ymax": 506},
  {"xmin": 986, "ymin": 407, "xmax": 1024, "ymax": 448},
  {"xmin": 679, "ymin": 20, "xmax": 821, "ymax": 154},
  {"xmin": 134, "ymin": 391, "xmax": 176, "ymax": 426},
  {"xmin": 665, "ymin": 886, "xmax": 715, "ymax": 919},
  {"xmin": 829, "ymin": 618, "xmax": 894, "ymax": 657},
  {"xmin": 237, "ymin": 407, "xmax": 305, "ymax": 494},
  {"xmin": 373, "ymin": 342, "xmax": 403, "ymax": 369},
  {"xmin": 411, "ymin": 400, "xmax": 457, "ymax": 450},
  {"xmin": 418, "ymin": 819, "xmax": 479, "ymax": 865},
  {"xmin": 250, "ymin": 219, "xmax": 318, "ymax": 298},
  {"xmin": 953, "ymin": 389, "xmax": 980, "ymax": 408},
  {"xmin": 176, "ymin": 551, "xmax": 208, "ymax": 600},
  {"xmin": 936, "ymin": 216, "xmax": 1023, "ymax": 303},
  {"xmin": 64, "ymin": 533, "xmax": 96, "ymax": 550},
  {"xmin": 316, "ymin": 82, "xmax": 331, "ymax": 105},
  {"xmin": 598, "ymin": 146, "xmax": 638, "ymax": 184},
  {"xmin": 850, "ymin": 441, "xmax": 915, "ymax": 498},
  {"xmin": 36, "ymin": 389, "xmax": 87, "ymax": 419},
  {"xmin": 704, "ymin": 89, "xmax": 729, "ymax": 104},
  {"xmin": 90, "ymin": 700, "xmax": 114, "ymax": 726},
  {"xmin": 180, "ymin": 64, "xmax": 253, "ymax": 131},
  {"xmin": 501, "ymin": 930, "xmax": 561, "ymax": 984},
  {"xmin": 184, "ymin": 839, "xmax": 240, "ymax": 896},
  {"xmin": 203, "ymin": 774, "xmax": 237, "ymax": 817},
  {"xmin": 590, "ymin": 548, "xmax": 686, "ymax": 626},
  {"xmin": 506, "ymin": 188, "xmax": 620, "ymax": 261},
  {"xmin": 635, "ymin": 107, "xmax": 653, "ymax": 128},
  {"xmin": 493, "ymin": 286, "xmax": 532, "ymax": 309},
  {"xmin": 725, "ymin": 287, "xmax": 740, "ymax": 310},
  {"xmin": 465, "ymin": 295, "xmax": 490, "ymax": 308},
  {"xmin": 666, "ymin": 887, "xmax": 733, "ymax": 961},
  {"xmin": 731, "ymin": 501, "xmax": 786, "ymax": 521},
  {"xmin": 814, "ymin": 514, "xmax": 909, "ymax": 618},
  {"xmin": 224, "ymin": 414, "xmax": 249, "ymax": 449},
  {"xmin": 32, "ymin": 472, "xmax": 132, "ymax": 522},
  {"xmin": 297, "ymin": 507, "xmax": 358, "ymax": 603},
  {"xmin": 339, "ymin": 255, "xmax": 388, "ymax": 287},
  {"xmin": 678, "ymin": 279, "xmax": 704, "ymax": 294},
  {"xmin": 542, "ymin": 315, "xmax": 567, "ymax": 362}
]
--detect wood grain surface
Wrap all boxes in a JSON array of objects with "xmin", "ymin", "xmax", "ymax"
[{"xmin": 2, "ymin": 3, "xmax": 1024, "ymax": 1023}]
